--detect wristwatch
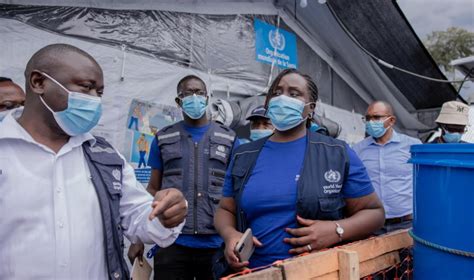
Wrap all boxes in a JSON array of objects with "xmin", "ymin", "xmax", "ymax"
[{"xmin": 335, "ymin": 222, "xmax": 344, "ymax": 242}]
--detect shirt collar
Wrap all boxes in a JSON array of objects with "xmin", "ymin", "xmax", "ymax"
[
  {"xmin": 0, "ymin": 107, "xmax": 96, "ymax": 147},
  {"xmin": 367, "ymin": 129, "xmax": 400, "ymax": 146}
]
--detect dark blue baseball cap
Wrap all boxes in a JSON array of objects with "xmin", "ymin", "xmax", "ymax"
[{"xmin": 246, "ymin": 105, "xmax": 269, "ymax": 121}]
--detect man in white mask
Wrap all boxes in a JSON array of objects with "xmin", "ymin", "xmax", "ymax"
[
  {"xmin": 353, "ymin": 101, "xmax": 421, "ymax": 234},
  {"xmin": 128, "ymin": 75, "xmax": 239, "ymax": 280},
  {"xmin": 0, "ymin": 44, "xmax": 187, "ymax": 280},
  {"xmin": 0, "ymin": 77, "xmax": 25, "ymax": 121}
]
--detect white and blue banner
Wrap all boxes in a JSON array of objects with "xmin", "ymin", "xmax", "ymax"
[{"xmin": 254, "ymin": 19, "xmax": 297, "ymax": 69}]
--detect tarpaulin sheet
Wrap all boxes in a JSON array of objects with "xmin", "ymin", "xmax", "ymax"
[
  {"xmin": 0, "ymin": 4, "xmax": 276, "ymax": 86},
  {"xmin": 327, "ymin": 0, "xmax": 458, "ymax": 109}
]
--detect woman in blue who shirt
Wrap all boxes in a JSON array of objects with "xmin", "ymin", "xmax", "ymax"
[{"xmin": 214, "ymin": 69, "xmax": 385, "ymax": 271}]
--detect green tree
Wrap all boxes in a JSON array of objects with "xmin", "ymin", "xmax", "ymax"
[{"xmin": 424, "ymin": 27, "xmax": 474, "ymax": 72}]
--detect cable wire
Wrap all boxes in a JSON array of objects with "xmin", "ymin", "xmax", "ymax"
[
  {"xmin": 456, "ymin": 68, "xmax": 474, "ymax": 94},
  {"xmin": 453, "ymin": 69, "xmax": 474, "ymax": 104},
  {"xmin": 324, "ymin": 1, "xmax": 468, "ymax": 84}
]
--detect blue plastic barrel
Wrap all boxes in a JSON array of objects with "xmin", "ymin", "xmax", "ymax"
[{"xmin": 409, "ymin": 144, "xmax": 474, "ymax": 279}]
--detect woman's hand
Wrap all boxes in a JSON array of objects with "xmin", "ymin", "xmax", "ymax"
[
  {"xmin": 224, "ymin": 230, "xmax": 263, "ymax": 271},
  {"xmin": 127, "ymin": 243, "xmax": 144, "ymax": 265},
  {"xmin": 284, "ymin": 215, "xmax": 339, "ymax": 255}
]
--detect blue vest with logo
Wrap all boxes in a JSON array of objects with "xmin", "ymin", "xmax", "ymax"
[
  {"xmin": 230, "ymin": 131, "xmax": 349, "ymax": 232},
  {"xmin": 155, "ymin": 121, "xmax": 236, "ymax": 234},
  {"xmin": 82, "ymin": 137, "xmax": 129, "ymax": 280}
]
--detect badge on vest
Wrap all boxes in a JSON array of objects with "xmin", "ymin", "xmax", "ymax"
[
  {"xmin": 112, "ymin": 169, "xmax": 121, "ymax": 180},
  {"xmin": 112, "ymin": 169, "xmax": 122, "ymax": 190},
  {"xmin": 215, "ymin": 145, "xmax": 228, "ymax": 159},
  {"xmin": 323, "ymin": 169, "xmax": 342, "ymax": 194}
]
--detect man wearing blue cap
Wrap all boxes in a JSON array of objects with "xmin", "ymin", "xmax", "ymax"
[{"xmin": 242, "ymin": 105, "xmax": 274, "ymax": 143}]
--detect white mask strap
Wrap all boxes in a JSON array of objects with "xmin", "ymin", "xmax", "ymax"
[{"xmin": 40, "ymin": 71, "xmax": 71, "ymax": 95}]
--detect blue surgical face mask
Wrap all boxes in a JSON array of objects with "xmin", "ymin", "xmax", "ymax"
[
  {"xmin": 366, "ymin": 118, "xmax": 389, "ymax": 138},
  {"xmin": 442, "ymin": 131, "xmax": 463, "ymax": 143},
  {"xmin": 250, "ymin": 129, "xmax": 273, "ymax": 141},
  {"xmin": 40, "ymin": 72, "xmax": 102, "ymax": 136},
  {"xmin": 181, "ymin": 94, "xmax": 207, "ymax": 120},
  {"xmin": 0, "ymin": 110, "xmax": 12, "ymax": 121},
  {"xmin": 267, "ymin": 95, "xmax": 312, "ymax": 131}
]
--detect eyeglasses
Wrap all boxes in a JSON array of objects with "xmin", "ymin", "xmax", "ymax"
[
  {"xmin": 178, "ymin": 90, "xmax": 207, "ymax": 98},
  {"xmin": 362, "ymin": 115, "xmax": 391, "ymax": 122}
]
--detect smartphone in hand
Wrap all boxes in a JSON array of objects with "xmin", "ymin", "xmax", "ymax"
[{"xmin": 234, "ymin": 228, "xmax": 255, "ymax": 262}]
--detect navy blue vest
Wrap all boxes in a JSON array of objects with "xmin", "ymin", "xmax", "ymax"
[
  {"xmin": 230, "ymin": 131, "xmax": 349, "ymax": 232},
  {"xmin": 156, "ymin": 121, "xmax": 236, "ymax": 234},
  {"xmin": 83, "ymin": 137, "xmax": 129, "ymax": 280}
]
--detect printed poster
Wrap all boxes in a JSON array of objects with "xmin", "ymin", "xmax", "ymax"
[
  {"xmin": 126, "ymin": 99, "xmax": 182, "ymax": 136},
  {"xmin": 126, "ymin": 99, "xmax": 182, "ymax": 183}
]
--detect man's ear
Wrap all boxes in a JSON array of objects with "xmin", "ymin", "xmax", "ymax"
[
  {"xmin": 29, "ymin": 71, "xmax": 46, "ymax": 96},
  {"xmin": 389, "ymin": 115, "xmax": 397, "ymax": 125},
  {"xmin": 175, "ymin": 97, "xmax": 181, "ymax": 107}
]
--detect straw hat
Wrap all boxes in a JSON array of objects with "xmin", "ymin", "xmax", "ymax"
[{"xmin": 435, "ymin": 101, "xmax": 470, "ymax": 125}]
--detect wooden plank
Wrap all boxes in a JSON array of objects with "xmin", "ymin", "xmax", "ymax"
[
  {"xmin": 310, "ymin": 272, "xmax": 338, "ymax": 280},
  {"xmin": 338, "ymin": 250, "xmax": 359, "ymax": 280},
  {"xmin": 308, "ymin": 251, "xmax": 400, "ymax": 279},
  {"xmin": 232, "ymin": 267, "xmax": 283, "ymax": 280},
  {"xmin": 359, "ymin": 251, "xmax": 400, "ymax": 278},
  {"xmin": 280, "ymin": 250, "xmax": 339, "ymax": 280},
  {"xmin": 338, "ymin": 229, "xmax": 412, "ymax": 262},
  {"xmin": 235, "ymin": 230, "xmax": 411, "ymax": 280}
]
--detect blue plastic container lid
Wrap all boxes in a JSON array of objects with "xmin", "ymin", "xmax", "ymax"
[{"xmin": 409, "ymin": 143, "xmax": 474, "ymax": 169}]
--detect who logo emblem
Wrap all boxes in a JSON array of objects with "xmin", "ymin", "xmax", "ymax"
[
  {"xmin": 269, "ymin": 29, "xmax": 286, "ymax": 51},
  {"xmin": 324, "ymin": 170, "xmax": 341, "ymax": 183}
]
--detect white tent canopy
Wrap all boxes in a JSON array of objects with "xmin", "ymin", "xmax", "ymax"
[{"xmin": 1, "ymin": 0, "xmax": 452, "ymax": 155}]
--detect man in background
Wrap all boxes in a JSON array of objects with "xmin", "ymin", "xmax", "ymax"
[
  {"xmin": 430, "ymin": 100, "xmax": 470, "ymax": 143},
  {"xmin": 0, "ymin": 77, "xmax": 25, "ymax": 120},
  {"xmin": 241, "ymin": 105, "xmax": 274, "ymax": 143},
  {"xmin": 353, "ymin": 101, "xmax": 421, "ymax": 234},
  {"xmin": 128, "ymin": 75, "xmax": 238, "ymax": 280}
]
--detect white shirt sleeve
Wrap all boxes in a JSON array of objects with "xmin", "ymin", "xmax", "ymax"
[{"xmin": 117, "ymin": 155, "xmax": 184, "ymax": 247}]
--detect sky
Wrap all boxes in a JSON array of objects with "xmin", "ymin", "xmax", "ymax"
[{"xmin": 397, "ymin": 0, "xmax": 473, "ymax": 40}]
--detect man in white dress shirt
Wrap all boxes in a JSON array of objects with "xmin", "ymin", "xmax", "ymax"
[{"xmin": 0, "ymin": 44, "xmax": 187, "ymax": 279}]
